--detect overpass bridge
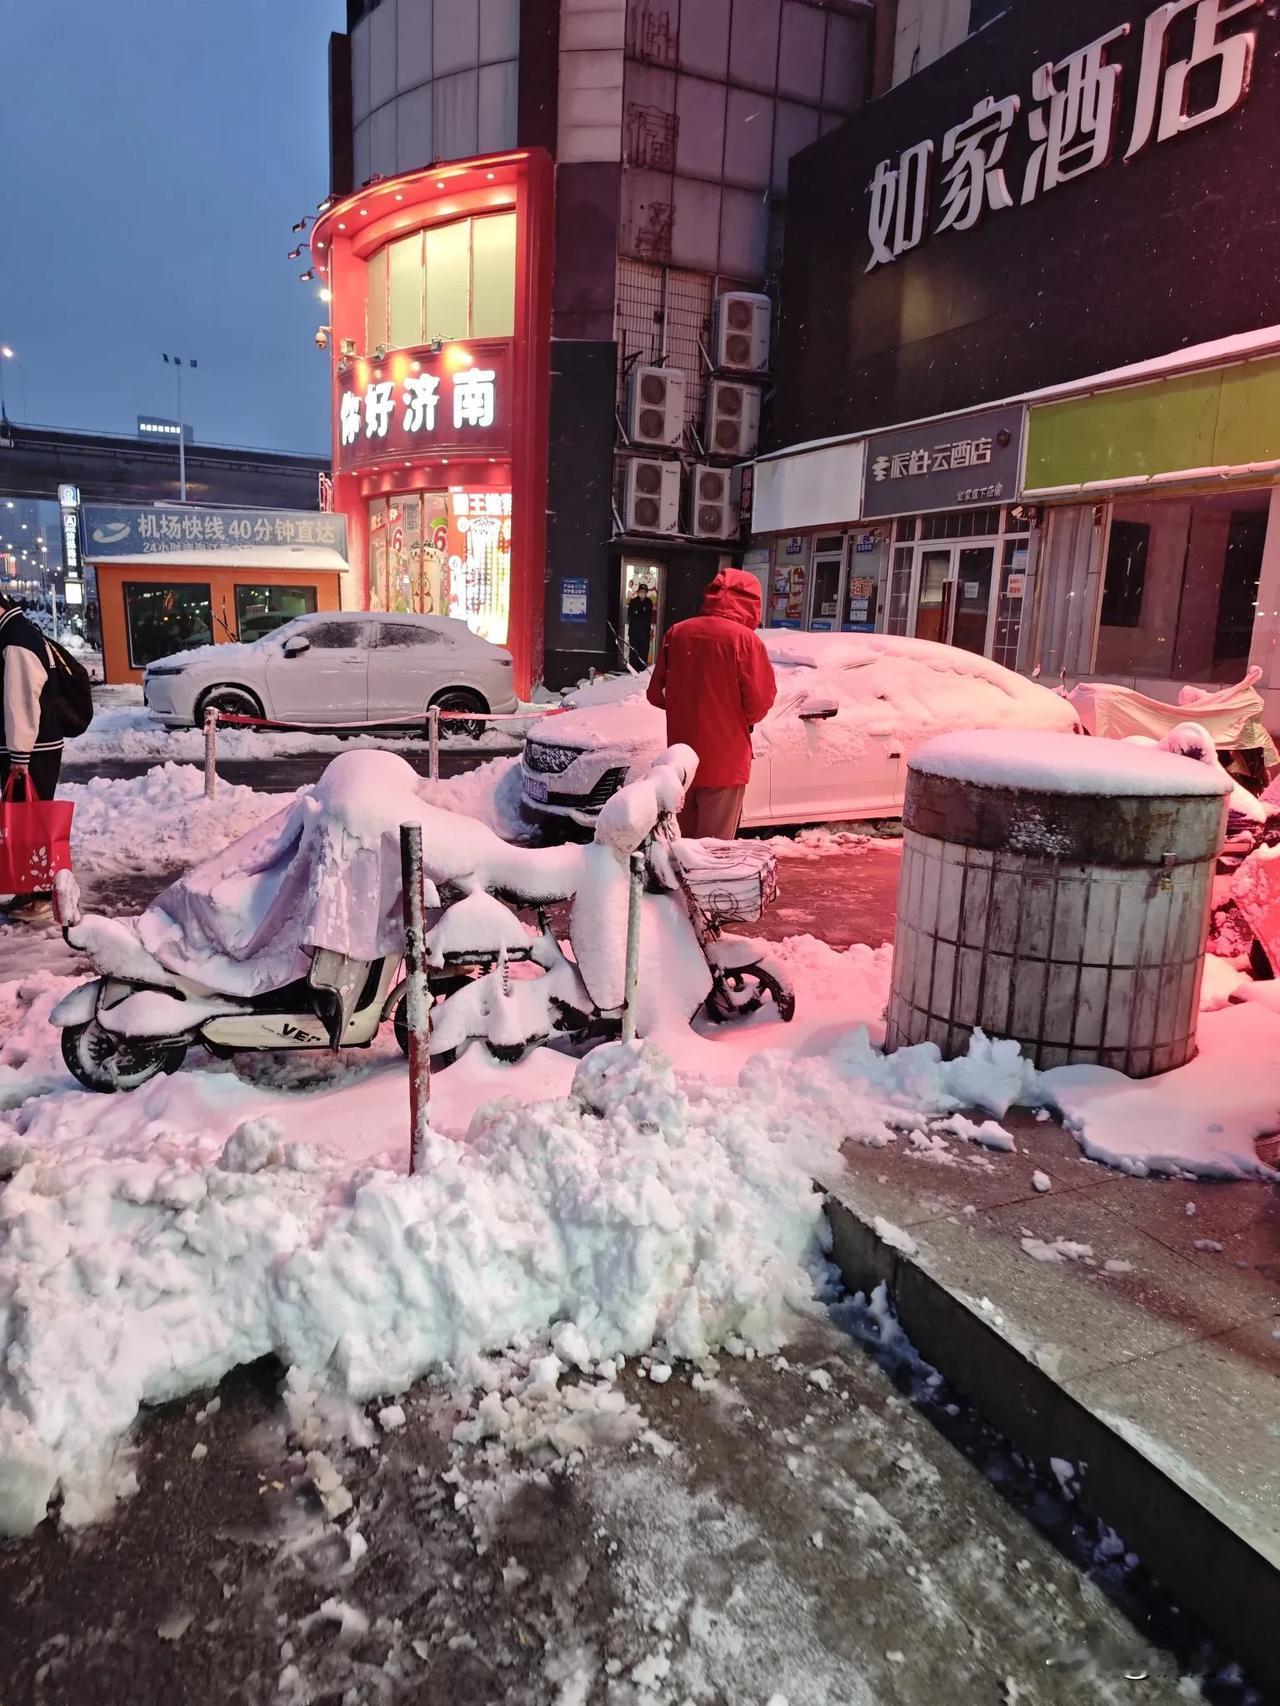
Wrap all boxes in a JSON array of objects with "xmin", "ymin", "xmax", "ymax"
[{"xmin": 0, "ymin": 422, "xmax": 328, "ymax": 510}]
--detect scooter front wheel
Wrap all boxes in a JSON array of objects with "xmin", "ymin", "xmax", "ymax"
[
  {"xmin": 703, "ymin": 962, "xmax": 797, "ymax": 1025},
  {"xmin": 61, "ymin": 1021, "xmax": 188, "ymax": 1094}
]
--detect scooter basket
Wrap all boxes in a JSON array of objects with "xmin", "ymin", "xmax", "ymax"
[{"xmin": 671, "ymin": 838, "xmax": 779, "ymax": 924}]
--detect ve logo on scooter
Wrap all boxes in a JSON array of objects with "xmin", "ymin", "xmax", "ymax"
[{"xmin": 280, "ymin": 1022, "xmax": 324, "ymax": 1043}]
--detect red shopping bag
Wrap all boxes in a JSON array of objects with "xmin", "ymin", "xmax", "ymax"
[{"xmin": 0, "ymin": 774, "xmax": 74, "ymax": 894}]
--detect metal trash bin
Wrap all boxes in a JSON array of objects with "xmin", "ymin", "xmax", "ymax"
[{"xmin": 886, "ymin": 731, "xmax": 1229, "ymax": 1077}]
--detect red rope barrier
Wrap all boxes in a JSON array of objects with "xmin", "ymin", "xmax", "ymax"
[{"xmin": 210, "ymin": 709, "xmax": 542, "ymax": 734}]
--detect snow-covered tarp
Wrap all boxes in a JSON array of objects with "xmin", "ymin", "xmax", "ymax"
[
  {"xmin": 1069, "ymin": 668, "xmax": 1273, "ymax": 752},
  {"xmin": 69, "ymin": 751, "xmax": 580, "ymax": 997}
]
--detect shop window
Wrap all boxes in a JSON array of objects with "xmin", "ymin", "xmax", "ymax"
[
  {"xmin": 388, "ymin": 234, "xmax": 424, "ymax": 350},
  {"xmin": 885, "ymin": 546, "xmax": 913, "ymax": 635},
  {"xmin": 124, "ymin": 581, "xmax": 213, "ymax": 670},
  {"xmin": 920, "ymin": 507, "xmax": 1001, "ymax": 542},
  {"xmin": 1213, "ymin": 509, "xmax": 1267, "ymax": 677},
  {"xmin": 366, "ymin": 247, "xmax": 389, "ymax": 351},
  {"xmin": 425, "ymin": 220, "xmax": 470, "ymax": 343},
  {"xmin": 235, "ymin": 584, "xmax": 317, "ymax": 644},
  {"xmin": 991, "ymin": 539, "xmax": 1031, "ymax": 670},
  {"xmin": 1100, "ymin": 521, "xmax": 1149, "ymax": 627},
  {"xmin": 470, "ymin": 212, "xmax": 516, "ymax": 338},
  {"xmin": 1096, "ymin": 493, "xmax": 1269, "ymax": 683},
  {"xmin": 367, "ymin": 214, "xmax": 517, "ymax": 352}
]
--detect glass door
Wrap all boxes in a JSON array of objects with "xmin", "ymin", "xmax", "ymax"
[
  {"xmin": 808, "ymin": 537, "xmax": 846, "ymax": 631},
  {"xmin": 620, "ymin": 558, "xmax": 663, "ymax": 670},
  {"xmin": 951, "ymin": 545, "xmax": 996, "ymax": 654},
  {"xmin": 914, "ymin": 548, "xmax": 953, "ymax": 644}
]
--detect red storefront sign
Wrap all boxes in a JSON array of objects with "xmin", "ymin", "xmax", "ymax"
[{"xmin": 335, "ymin": 340, "xmax": 513, "ymax": 473}]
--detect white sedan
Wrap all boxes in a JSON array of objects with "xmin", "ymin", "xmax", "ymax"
[
  {"xmin": 521, "ymin": 630, "xmax": 1079, "ymax": 828},
  {"xmin": 142, "ymin": 612, "xmax": 518, "ymax": 736}
]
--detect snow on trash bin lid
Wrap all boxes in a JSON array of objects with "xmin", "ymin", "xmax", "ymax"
[{"xmin": 908, "ymin": 730, "xmax": 1231, "ymax": 798}]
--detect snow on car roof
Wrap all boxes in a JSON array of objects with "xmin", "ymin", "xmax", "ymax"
[
  {"xmin": 542, "ymin": 632, "xmax": 1073, "ymax": 753},
  {"xmin": 911, "ymin": 729, "xmax": 1231, "ymax": 797}
]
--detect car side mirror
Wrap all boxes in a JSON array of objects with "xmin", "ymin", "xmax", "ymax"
[
  {"xmin": 798, "ymin": 697, "xmax": 839, "ymax": 721},
  {"xmin": 283, "ymin": 635, "xmax": 311, "ymax": 658}
]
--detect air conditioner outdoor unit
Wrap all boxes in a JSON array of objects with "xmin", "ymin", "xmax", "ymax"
[
  {"xmin": 688, "ymin": 463, "xmax": 740, "ymax": 541},
  {"xmin": 713, "ymin": 291, "xmax": 771, "ymax": 373},
  {"xmin": 705, "ymin": 379, "xmax": 761, "ymax": 458},
  {"xmin": 624, "ymin": 457, "xmax": 681, "ymax": 535},
  {"xmin": 625, "ymin": 363, "xmax": 686, "ymax": 448}
]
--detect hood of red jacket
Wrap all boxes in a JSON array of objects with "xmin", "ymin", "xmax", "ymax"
[{"xmin": 700, "ymin": 568, "xmax": 762, "ymax": 629}]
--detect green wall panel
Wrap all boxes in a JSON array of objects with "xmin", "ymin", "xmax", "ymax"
[{"xmin": 1025, "ymin": 357, "xmax": 1280, "ymax": 492}]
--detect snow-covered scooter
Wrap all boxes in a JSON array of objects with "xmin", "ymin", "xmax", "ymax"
[
  {"xmin": 51, "ymin": 746, "xmax": 793, "ymax": 1092},
  {"xmin": 423, "ymin": 745, "xmax": 795, "ymax": 1066}
]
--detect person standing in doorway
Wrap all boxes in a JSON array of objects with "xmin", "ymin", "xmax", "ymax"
[
  {"xmin": 646, "ymin": 567, "xmax": 775, "ymax": 839},
  {"xmin": 626, "ymin": 581, "xmax": 655, "ymax": 671},
  {"xmin": 0, "ymin": 595, "xmax": 65, "ymax": 923}
]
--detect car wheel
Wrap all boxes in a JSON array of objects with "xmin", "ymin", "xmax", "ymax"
[
  {"xmin": 196, "ymin": 685, "xmax": 264, "ymax": 728},
  {"xmin": 429, "ymin": 687, "xmax": 489, "ymax": 742}
]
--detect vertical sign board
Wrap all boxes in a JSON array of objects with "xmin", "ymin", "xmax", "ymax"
[{"xmin": 58, "ymin": 483, "xmax": 81, "ymax": 576}]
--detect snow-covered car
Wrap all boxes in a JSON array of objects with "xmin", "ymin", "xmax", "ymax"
[
  {"xmin": 520, "ymin": 631, "xmax": 1079, "ymax": 828},
  {"xmin": 142, "ymin": 612, "xmax": 518, "ymax": 735}
]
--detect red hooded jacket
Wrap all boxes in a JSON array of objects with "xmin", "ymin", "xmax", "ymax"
[{"xmin": 646, "ymin": 569, "xmax": 777, "ymax": 789}]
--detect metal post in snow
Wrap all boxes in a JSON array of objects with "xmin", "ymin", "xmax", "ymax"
[
  {"xmin": 203, "ymin": 705, "xmax": 218, "ymax": 800},
  {"xmin": 621, "ymin": 848, "xmax": 644, "ymax": 1045},
  {"xmin": 399, "ymin": 821, "xmax": 432, "ymax": 1175},
  {"xmin": 428, "ymin": 703, "xmax": 440, "ymax": 782}
]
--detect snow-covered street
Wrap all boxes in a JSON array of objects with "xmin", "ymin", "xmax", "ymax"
[{"xmin": 0, "ymin": 748, "xmax": 1276, "ymax": 1558}]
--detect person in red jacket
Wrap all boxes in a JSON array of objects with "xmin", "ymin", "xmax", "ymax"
[{"xmin": 646, "ymin": 568, "xmax": 776, "ymax": 838}]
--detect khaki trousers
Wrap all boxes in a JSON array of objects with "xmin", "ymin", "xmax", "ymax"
[{"xmin": 677, "ymin": 784, "xmax": 746, "ymax": 840}]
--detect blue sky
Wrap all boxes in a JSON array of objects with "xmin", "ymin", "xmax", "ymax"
[{"xmin": 0, "ymin": 0, "xmax": 345, "ymax": 453}]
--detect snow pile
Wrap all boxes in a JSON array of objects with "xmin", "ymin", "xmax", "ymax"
[
  {"xmin": 1041, "ymin": 1003, "xmax": 1280, "ymax": 1179},
  {"xmin": 416, "ymin": 755, "xmax": 533, "ymax": 840},
  {"xmin": 910, "ymin": 729, "xmax": 1231, "ymax": 798},
  {"xmin": 66, "ymin": 698, "xmax": 533, "ymax": 764},
  {"xmin": 63, "ymin": 764, "xmax": 287, "ymax": 877},
  {"xmin": 0, "ymin": 1041, "xmax": 823, "ymax": 1536}
]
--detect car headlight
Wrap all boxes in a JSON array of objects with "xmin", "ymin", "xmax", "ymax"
[{"xmin": 145, "ymin": 665, "xmax": 187, "ymax": 679}]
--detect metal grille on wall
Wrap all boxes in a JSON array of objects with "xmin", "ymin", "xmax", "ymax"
[{"xmin": 615, "ymin": 259, "xmax": 753, "ymax": 446}]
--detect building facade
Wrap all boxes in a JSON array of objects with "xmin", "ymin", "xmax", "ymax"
[
  {"xmin": 753, "ymin": 0, "xmax": 1280, "ymax": 724},
  {"xmin": 319, "ymin": 0, "xmax": 873, "ymax": 692}
]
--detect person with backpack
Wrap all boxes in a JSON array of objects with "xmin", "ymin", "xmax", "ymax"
[{"xmin": 0, "ymin": 595, "xmax": 93, "ymax": 923}]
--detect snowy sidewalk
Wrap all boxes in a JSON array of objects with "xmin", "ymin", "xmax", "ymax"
[
  {"xmin": 821, "ymin": 1112, "xmax": 1279, "ymax": 1695},
  {"xmin": 0, "ymin": 1312, "xmax": 1212, "ymax": 1705}
]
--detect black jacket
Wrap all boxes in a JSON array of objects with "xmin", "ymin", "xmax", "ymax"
[{"xmin": 0, "ymin": 606, "xmax": 62, "ymax": 764}]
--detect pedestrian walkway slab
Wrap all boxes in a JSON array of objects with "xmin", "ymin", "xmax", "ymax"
[{"xmin": 820, "ymin": 1113, "xmax": 1280, "ymax": 1695}]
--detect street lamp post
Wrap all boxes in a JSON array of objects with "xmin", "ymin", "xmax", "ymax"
[
  {"xmin": 0, "ymin": 347, "xmax": 14, "ymax": 426},
  {"xmin": 161, "ymin": 353, "xmax": 197, "ymax": 501}
]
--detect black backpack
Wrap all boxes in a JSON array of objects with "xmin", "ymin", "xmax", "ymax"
[{"xmin": 42, "ymin": 637, "xmax": 94, "ymax": 738}]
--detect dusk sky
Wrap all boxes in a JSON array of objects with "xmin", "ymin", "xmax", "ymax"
[{"xmin": 0, "ymin": 0, "xmax": 345, "ymax": 455}]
